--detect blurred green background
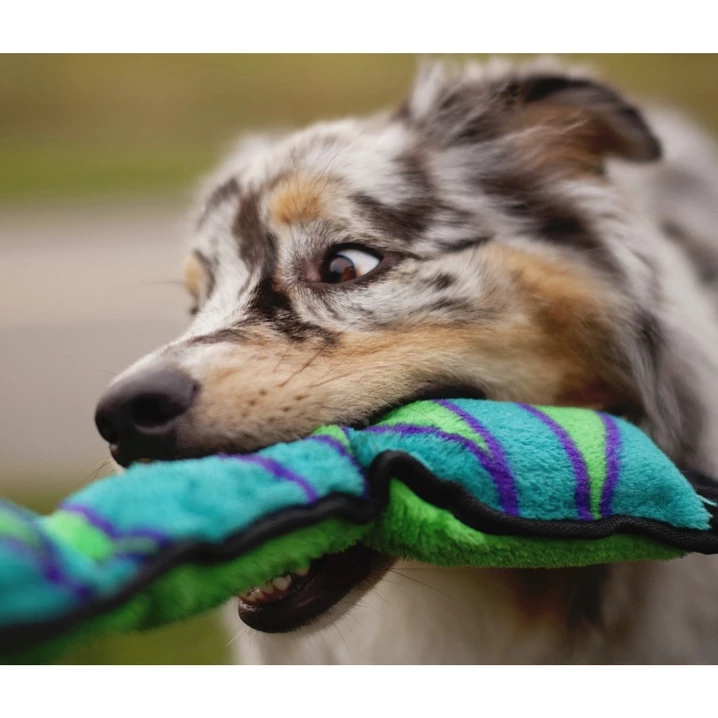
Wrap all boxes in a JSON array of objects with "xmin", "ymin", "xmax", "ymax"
[
  {"xmin": 1, "ymin": 54, "xmax": 716, "ymax": 664},
  {"xmin": 2, "ymin": 55, "xmax": 718, "ymax": 201}
]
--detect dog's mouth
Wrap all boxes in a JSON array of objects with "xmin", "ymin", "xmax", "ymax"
[{"xmin": 236, "ymin": 544, "xmax": 388, "ymax": 633}]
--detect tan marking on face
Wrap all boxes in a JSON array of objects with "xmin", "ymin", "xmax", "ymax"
[
  {"xmin": 174, "ymin": 243, "xmax": 632, "ymax": 453},
  {"xmin": 268, "ymin": 174, "xmax": 328, "ymax": 227},
  {"xmin": 183, "ymin": 252, "xmax": 208, "ymax": 302},
  {"xmin": 189, "ymin": 326, "xmax": 504, "ymax": 452},
  {"xmin": 484, "ymin": 244, "xmax": 632, "ymax": 410}
]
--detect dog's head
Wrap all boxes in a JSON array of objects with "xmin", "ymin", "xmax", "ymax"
[{"xmin": 96, "ymin": 59, "xmax": 699, "ymax": 632}]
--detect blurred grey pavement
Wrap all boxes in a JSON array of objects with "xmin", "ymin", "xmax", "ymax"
[{"xmin": 0, "ymin": 199, "xmax": 191, "ymax": 491}]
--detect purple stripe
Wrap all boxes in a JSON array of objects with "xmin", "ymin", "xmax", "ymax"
[
  {"xmin": 232, "ymin": 455, "xmax": 318, "ymax": 502},
  {"xmin": 436, "ymin": 400, "xmax": 519, "ymax": 515},
  {"xmin": 60, "ymin": 504, "xmax": 169, "ymax": 545},
  {"xmin": 304, "ymin": 434, "xmax": 369, "ymax": 497},
  {"xmin": 599, "ymin": 413, "xmax": 622, "ymax": 517},
  {"xmin": 521, "ymin": 405, "xmax": 592, "ymax": 521},
  {"xmin": 305, "ymin": 435, "xmax": 363, "ymax": 475},
  {"xmin": 1, "ymin": 536, "xmax": 92, "ymax": 601},
  {"xmin": 60, "ymin": 504, "xmax": 118, "ymax": 537},
  {"xmin": 365, "ymin": 423, "xmax": 520, "ymax": 515}
]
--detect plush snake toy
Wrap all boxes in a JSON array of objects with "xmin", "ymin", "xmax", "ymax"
[{"xmin": 2, "ymin": 399, "xmax": 718, "ymax": 663}]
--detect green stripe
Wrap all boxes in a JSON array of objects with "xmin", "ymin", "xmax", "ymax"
[
  {"xmin": 43, "ymin": 512, "xmax": 114, "ymax": 560},
  {"xmin": 378, "ymin": 401, "xmax": 491, "ymax": 453},
  {"xmin": 311, "ymin": 424, "xmax": 351, "ymax": 447},
  {"xmin": 539, "ymin": 406, "xmax": 606, "ymax": 519}
]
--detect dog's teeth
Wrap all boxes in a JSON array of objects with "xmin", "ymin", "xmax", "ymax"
[
  {"xmin": 272, "ymin": 575, "xmax": 291, "ymax": 591},
  {"xmin": 240, "ymin": 574, "xmax": 297, "ymax": 605},
  {"xmin": 240, "ymin": 588, "xmax": 261, "ymax": 603},
  {"xmin": 295, "ymin": 565, "xmax": 310, "ymax": 577}
]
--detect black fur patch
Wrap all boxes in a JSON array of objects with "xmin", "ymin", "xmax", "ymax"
[
  {"xmin": 439, "ymin": 236, "xmax": 493, "ymax": 254},
  {"xmin": 636, "ymin": 310, "xmax": 663, "ymax": 373},
  {"xmin": 245, "ymin": 277, "xmax": 338, "ymax": 344},
  {"xmin": 232, "ymin": 191, "xmax": 277, "ymax": 274},
  {"xmin": 198, "ymin": 178, "xmax": 240, "ymax": 227},
  {"xmin": 353, "ymin": 192, "xmax": 434, "ymax": 244},
  {"xmin": 417, "ymin": 297, "xmax": 473, "ymax": 313},
  {"xmin": 423, "ymin": 273, "xmax": 457, "ymax": 291},
  {"xmin": 351, "ymin": 150, "xmax": 438, "ymax": 244},
  {"xmin": 479, "ymin": 161, "xmax": 620, "ymax": 276}
]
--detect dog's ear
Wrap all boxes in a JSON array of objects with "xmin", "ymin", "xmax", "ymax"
[{"xmin": 404, "ymin": 61, "xmax": 662, "ymax": 173}]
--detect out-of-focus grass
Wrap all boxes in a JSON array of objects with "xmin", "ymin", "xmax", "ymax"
[
  {"xmin": 12, "ymin": 490, "xmax": 230, "ymax": 665},
  {"xmin": 59, "ymin": 612, "xmax": 229, "ymax": 665},
  {"xmin": 0, "ymin": 146, "xmax": 208, "ymax": 200},
  {"xmin": 59, "ymin": 613, "xmax": 229, "ymax": 665},
  {"xmin": 1, "ymin": 54, "xmax": 717, "ymax": 200}
]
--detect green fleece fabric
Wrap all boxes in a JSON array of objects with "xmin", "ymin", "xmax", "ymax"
[{"xmin": 365, "ymin": 481, "xmax": 684, "ymax": 568}]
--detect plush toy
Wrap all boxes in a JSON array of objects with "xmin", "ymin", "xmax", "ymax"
[{"xmin": 2, "ymin": 399, "xmax": 718, "ymax": 663}]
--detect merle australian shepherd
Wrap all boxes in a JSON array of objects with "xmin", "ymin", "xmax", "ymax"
[{"xmin": 95, "ymin": 58, "xmax": 718, "ymax": 663}]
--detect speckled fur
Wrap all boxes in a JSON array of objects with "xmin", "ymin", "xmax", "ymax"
[{"xmin": 109, "ymin": 58, "xmax": 718, "ymax": 663}]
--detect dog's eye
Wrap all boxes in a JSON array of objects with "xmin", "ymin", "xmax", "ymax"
[{"xmin": 321, "ymin": 248, "xmax": 382, "ymax": 284}]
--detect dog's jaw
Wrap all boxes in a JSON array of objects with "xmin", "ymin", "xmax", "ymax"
[{"xmin": 236, "ymin": 546, "xmax": 390, "ymax": 634}]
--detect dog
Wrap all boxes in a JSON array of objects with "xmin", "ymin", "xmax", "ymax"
[{"xmin": 95, "ymin": 58, "xmax": 718, "ymax": 663}]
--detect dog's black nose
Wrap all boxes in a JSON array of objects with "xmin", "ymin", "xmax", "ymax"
[{"xmin": 95, "ymin": 369, "xmax": 198, "ymax": 466}]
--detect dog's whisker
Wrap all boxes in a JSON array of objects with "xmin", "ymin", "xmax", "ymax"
[
  {"xmin": 368, "ymin": 585, "xmax": 396, "ymax": 610},
  {"xmin": 342, "ymin": 611, "xmax": 370, "ymax": 633},
  {"xmin": 273, "ymin": 343, "xmax": 293, "ymax": 375},
  {"xmin": 307, "ymin": 370, "xmax": 357, "ymax": 389},
  {"xmin": 387, "ymin": 569, "xmax": 468, "ymax": 607},
  {"xmin": 223, "ymin": 624, "xmax": 246, "ymax": 649},
  {"xmin": 73, "ymin": 456, "xmax": 112, "ymax": 492},
  {"xmin": 332, "ymin": 624, "xmax": 355, "ymax": 664},
  {"xmin": 278, "ymin": 343, "xmax": 326, "ymax": 387},
  {"xmin": 354, "ymin": 598, "xmax": 384, "ymax": 616}
]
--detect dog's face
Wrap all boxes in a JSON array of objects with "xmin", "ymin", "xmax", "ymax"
[{"xmin": 96, "ymin": 60, "xmax": 679, "ymax": 633}]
